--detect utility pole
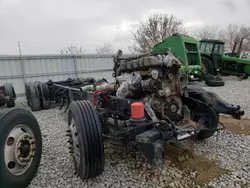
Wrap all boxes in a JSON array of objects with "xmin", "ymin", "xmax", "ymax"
[{"xmin": 18, "ymin": 41, "xmax": 26, "ymax": 86}]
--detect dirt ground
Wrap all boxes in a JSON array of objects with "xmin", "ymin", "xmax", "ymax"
[
  {"xmin": 164, "ymin": 115, "xmax": 250, "ymax": 187},
  {"xmin": 220, "ymin": 115, "xmax": 250, "ymax": 135}
]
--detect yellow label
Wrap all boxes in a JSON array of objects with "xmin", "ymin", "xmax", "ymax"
[{"xmin": 180, "ymin": 66, "xmax": 185, "ymax": 70}]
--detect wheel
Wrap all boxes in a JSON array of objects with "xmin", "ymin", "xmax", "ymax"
[
  {"xmin": 37, "ymin": 82, "xmax": 51, "ymax": 109},
  {"xmin": 25, "ymin": 82, "xmax": 32, "ymax": 107},
  {"xmin": 192, "ymin": 106, "xmax": 219, "ymax": 141},
  {"xmin": 201, "ymin": 57, "xmax": 216, "ymax": 75},
  {"xmin": 27, "ymin": 83, "xmax": 41, "ymax": 111},
  {"xmin": 67, "ymin": 100, "xmax": 104, "ymax": 180},
  {"xmin": 205, "ymin": 78, "xmax": 225, "ymax": 87},
  {"xmin": 4, "ymin": 83, "xmax": 16, "ymax": 108},
  {"xmin": 0, "ymin": 108, "xmax": 42, "ymax": 188}
]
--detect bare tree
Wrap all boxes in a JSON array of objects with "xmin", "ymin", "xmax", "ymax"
[
  {"xmin": 60, "ymin": 45, "xmax": 87, "ymax": 55},
  {"xmin": 219, "ymin": 24, "xmax": 250, "ymax": 52},
  {"xmin": 130, "ymin": 13, "xmax": 187, "ymax": 53},
  {"xmin": 191, "ymin": 25, "xmax": 219, "ymax": 40},
  {"xmin": 96, "ymin": 43, "xmax": 113, "ymax": 54}
]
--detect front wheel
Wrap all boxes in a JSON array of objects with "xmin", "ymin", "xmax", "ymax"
[
  {"xmin": 0, "ymin": 108, "xmax": 42, "ymax": 188},
  {"xmin": 67, "ymin": 100, "xmax": 105, "ymax": 180}
]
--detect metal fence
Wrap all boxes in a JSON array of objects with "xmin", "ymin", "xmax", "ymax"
[{"xmin": 0, "ymin": 54, "xmax": 119, "ymax": 95}]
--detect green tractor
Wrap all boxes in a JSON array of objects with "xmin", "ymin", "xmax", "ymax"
[
  {"xmin": 152, "ymin": 33, "xmax": 203, "ymax": 81},
  {"xmin": 199, "ymin": 38, "xmax": 250, "ymax": 79}
]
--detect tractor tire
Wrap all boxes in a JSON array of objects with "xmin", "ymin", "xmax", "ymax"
[
  {"xmin": 0, "ymin": 108, "xmax": 42, "ymax": 188},
  {"xmin": 205, "ymin": 79, "xmax": 225, "ymax": 87},
  {"xmin": 37, "ymin": 82, "xmax": 51, "ymax": 109},
  {"xmin": 201, "ymin": 57, "xmax": 216, "ymax": 75},
  {"xmin": 67, "ymin": 100, "xmax": 104, "ymax": 180},
  {"xmin": 25, "ymin": 82, "xmax": 32, "ymax": 107},
  {"xmin": 4, "ymin": 83, "xmax": 15, "ymax": 108},
  {"xmin": 28, "ymin": 83, "xmax": 41, "ymax": 111}
]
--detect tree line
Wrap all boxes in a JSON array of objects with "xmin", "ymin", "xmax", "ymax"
[{"xmin": 60, "ymin": 13, "xmax": 250, "ymax": 54}]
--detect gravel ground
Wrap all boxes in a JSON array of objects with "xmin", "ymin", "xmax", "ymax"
[{"xmin": 12, "ymin": 76, "xmax": 250, "ymax": 188}]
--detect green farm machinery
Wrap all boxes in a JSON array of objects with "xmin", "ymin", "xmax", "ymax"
[
  {"xmin": 199, "ymin": 38, "xmax": 250, "ymax": 79},
  {"xmin": 152, "ymin": 33, "xmax": 203, "ymax": 81},
  {"xmin": 152, "ymin": 33, "xmax": 250, "ymax": 83}
]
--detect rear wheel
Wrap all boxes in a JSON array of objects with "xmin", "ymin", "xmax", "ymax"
[
  {"xmin": 67, "ymin": 100, "xmax": 104, "ymax": 180},
  {"xmin": 201, "ymin": 56, "xmax": 216, "ymax": 75},
  {"xmin": 27, "ymin": 83, "xmax": 41, "ymax": 111},
  {"xmin": 25, "ymin": 82, "xmax": 32, "ymax": 107},
  {"xmin": 37, "ymin": 82, "xmax": 51, "ymax": 109},
  {"xmin": 0, "ymin": 108, "xmax": 42, "ymax": 188},
  {"xmin": 4, "ymin": 83, "xmax": 15, "ymax": 108}
]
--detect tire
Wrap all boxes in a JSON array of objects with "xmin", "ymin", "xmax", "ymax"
[
  {"xmin": 193, "ymin": 109, "xmax": 219, "ymax": 141},
  {"xmin": 195, "ymin": 130, "xmax": 217, "ymax": 141},
  {"xmin": 67, "ymin": 100, "xmax": 104, "ymax": 180},
  {"xmin": 201, "ymin": 57, "xmax": 216, "ymax": 75},
  {"xmin": 25, "ymin": 82, "xmax": 32, "ymax": 107},
  {"xmin": 4, "ymin": 83, "xmax": 15, "ymax": 108},
  {"xmin": 0, "ymin": 108, "xmax": 42, "ymax": 188},
  {"xmin": 37, "ymin": 82, "xmax": 51, "ymax": 109},
  {"xmin": 205, "ymin": 79, "xmax": 225, "ymax": 87},
  {"xmin": 28, "ymin": 83, "xmax": 41, "ymax": 111}
]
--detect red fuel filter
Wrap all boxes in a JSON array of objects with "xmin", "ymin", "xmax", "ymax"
[{"xmin": 130, "ymin": 102, "xmax": 144, "ymax": 119}]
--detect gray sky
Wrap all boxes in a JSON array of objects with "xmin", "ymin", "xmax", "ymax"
[{"xmin": 0, "ymin": 0, "xmax": 249, "ymax": 55}]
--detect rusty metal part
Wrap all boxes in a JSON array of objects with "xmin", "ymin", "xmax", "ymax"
[{"xmin": 96, "ymin": 83, "xmax": 120, "ymax": 91}]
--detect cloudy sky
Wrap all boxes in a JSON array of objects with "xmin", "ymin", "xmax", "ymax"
[{"xmin": 0, "ymin": 0, "xmax": 249, "ymax": 55}]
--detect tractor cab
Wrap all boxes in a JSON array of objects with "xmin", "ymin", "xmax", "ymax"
[
  {"xmin": 199, "ymin": 39, "xmax": 225, "ymax": 75},
  {"xmin": 152, "ymin": 33, "xmax": 203, "ymax": 81},
  {"xmin": 199, "ymin": 39, "xmax": 225, "ymax": 56}
]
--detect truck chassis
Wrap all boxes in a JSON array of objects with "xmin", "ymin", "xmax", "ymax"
[{"xmin": 25, "ymin": 50, "xmax": 245, "ymax": 181}]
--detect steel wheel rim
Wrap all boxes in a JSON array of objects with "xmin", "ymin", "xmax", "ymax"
[
  {"xmin": 69, "ymin": 117, "xmax": 81, "ymax": 169},
  {"xmin": 4, "ymin": 124, "xmax": 36, "ymax": 176}
]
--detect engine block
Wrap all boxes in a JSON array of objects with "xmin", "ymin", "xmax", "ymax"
[{"xmin": 114, "ymin": 52, "xmax": 188, "ymax": 120}]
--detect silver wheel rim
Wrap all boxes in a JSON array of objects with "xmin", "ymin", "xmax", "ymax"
[
  {"xmin": 4, "ymin": 124, "xmax": 36, "ymax": 176},
  {"xmin": 69, "ymin": 118, "xmax": 80, "ymax": 168}
]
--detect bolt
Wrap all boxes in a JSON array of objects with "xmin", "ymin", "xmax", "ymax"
[{"xmin": 24, "ymin": 135, "xmax": 29, "ymax": 139}]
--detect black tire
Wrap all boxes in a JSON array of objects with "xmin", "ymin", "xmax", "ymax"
[
  {"xmin": 25, "ymin": 82, "xmax": 32, "ymax": 106},
  {"xmin": 0, "ymin": 108, "xmax": 42, "ymax": 188},
  {"xmin": 4, "ymin": 83, "xmax": 16, "ymax": 108},
  {"xmin": 67, "ymin": 100, "xmax": 104, "ymax": 180},
  {"xmin": 193, "ymin": 109, "xmax": 219, "ymax": 141},
  {"xmin": 205, "ymin": 79, "xmax": 225, "ymax": 87},
  {"xmin": 37, "ymin": 82, "xmax": 51, "ymax": 109},
  {"xmin": 195, "ymin": 130, "xmax": 217, "ymax": 141},
  {"xmin": 201, "ymin": 56, "xmax": 216, "ymax": 75},
  {"xmin": 28, "ymin": 83, "xmax": 41, "ymax": 111}
]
